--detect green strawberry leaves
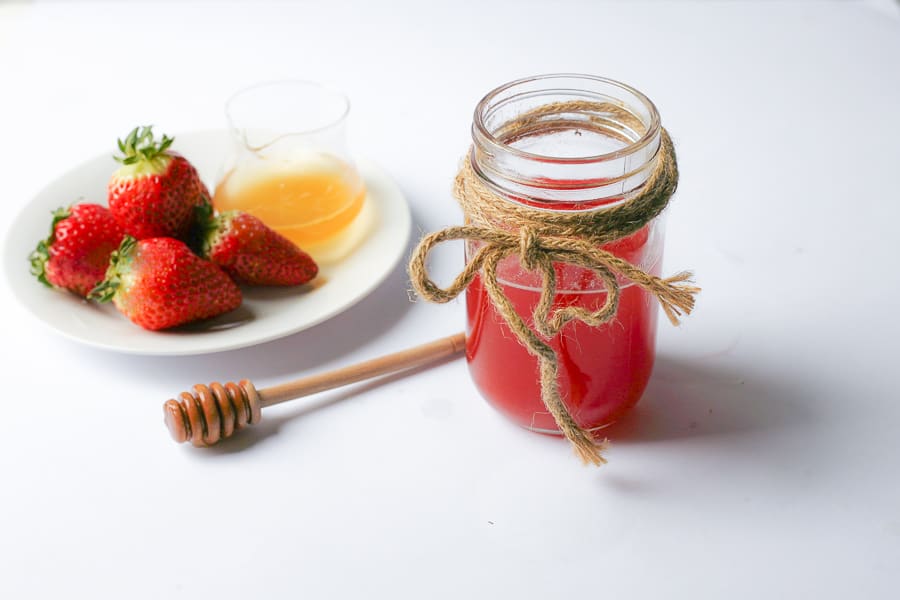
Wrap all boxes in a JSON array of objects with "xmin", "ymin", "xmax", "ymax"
[
  {"xmin": 28, "ymin": 205, "xmax": 72, "ymax": 287},
  {"xmin": 89, "ymin": 235, "xmax": 136, "ymax": 303},
  {"xmin": 29, "ymin": 240, "xmax": 52, "ymax": 287},
  {"xmin": 114, "ymin": 126, "xmax": 174, "ymax": 166}
]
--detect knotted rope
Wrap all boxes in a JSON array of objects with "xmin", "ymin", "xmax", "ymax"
[{"xmin": 409, "ymin": 101, "xmax": 699, "ymax": 465}]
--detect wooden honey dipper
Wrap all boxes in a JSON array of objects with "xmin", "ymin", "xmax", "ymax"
[{"xmin": 164, "ymin": 332, "xmax": 467, "ymax": 447}]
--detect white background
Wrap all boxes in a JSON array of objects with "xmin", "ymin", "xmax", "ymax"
[{"xmin": 1, "ymin": 1, "xmax": 899, "ymax": 598}]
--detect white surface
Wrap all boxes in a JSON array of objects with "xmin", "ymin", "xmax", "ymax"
[
  {"xmin": 3, "ymin": 131, "xmax": 410, "ymax": 354},
  {"xmin": 1, "ymin": 1, "xmax": 899, "ymax": 598}
]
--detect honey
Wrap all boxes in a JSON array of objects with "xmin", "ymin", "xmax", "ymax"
[{"xmin": 213, "ymin": 152, "xmax": 367, "ymax": 259}]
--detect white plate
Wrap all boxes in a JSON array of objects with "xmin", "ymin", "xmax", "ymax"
[{"xmin": 2, "ymin": 130, "xmax": 410, "ymax": 355}]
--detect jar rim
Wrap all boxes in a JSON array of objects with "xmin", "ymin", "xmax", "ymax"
[
  {"xmin": 225, "ymin": 79, "xmax": 351, "ymax": 140},
  {"xmin": 472, "ymin": 73, "xmax": 661, "ymax": 165}
]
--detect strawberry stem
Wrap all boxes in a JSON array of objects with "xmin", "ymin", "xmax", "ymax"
[
  {"xmin": 89, "ymin": 236, "xmax": 137, "ymax": 302},
  {"xmin": 29, "ymin": 240, "xmax": 52, "ymax": 287},
  {"xmin": 200, "ymin": 210, "xmax": 239, "ymax": 258},
  {"xmin": 28, "ymin": 205, "xmax": 72, "ymax": 288},
  {"xmin": 114, "ymin": 126, "xmax": 175, "ymax": 166}
]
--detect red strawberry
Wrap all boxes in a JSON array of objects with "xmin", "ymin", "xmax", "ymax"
[
  {"xmin": 197, "ymin": 206, "xmax": 318, "ymax": 286},
  {"xmin": 108, "ymin": 126, "xmax": 209, "ymax": 240},
  {"xmin": 90, "ymin": 236, "xmax": 242, "ymax": 331},
  {"xmin": 30, "ymin": 203, "xmax": 125, "ymax": 297}
]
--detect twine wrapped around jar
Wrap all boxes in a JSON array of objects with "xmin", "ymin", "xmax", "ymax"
[{"xmin": 408, "ymin": 101, "xmax": 700, "ymax": 466}]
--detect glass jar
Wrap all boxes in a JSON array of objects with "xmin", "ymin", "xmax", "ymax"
[{"xmin": 464, "ymin": 74, "xmax": 666, "ymax": 434}]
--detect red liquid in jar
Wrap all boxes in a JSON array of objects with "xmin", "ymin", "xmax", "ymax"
[{"xmin": 465, "ymin": 224, "xmax": 661, "ymax": 433}]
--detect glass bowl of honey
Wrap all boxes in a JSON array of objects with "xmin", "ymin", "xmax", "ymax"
[{"xmin": 214, "ymin": 80, "xmax": 370, "ymax": 263}]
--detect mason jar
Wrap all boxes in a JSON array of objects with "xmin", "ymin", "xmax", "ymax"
[{"xmin": 464, "ymin": 74, "xmax": 667, "ymax": 434}]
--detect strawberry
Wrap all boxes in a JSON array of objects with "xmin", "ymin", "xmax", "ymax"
[
  {"xmin": 108, "ymin": 126, "xmax": 209, "ymax": 240},
  {"xmin": 196, "ymin": 206, "xmax": 318, "ymax": 286},
  {"xmin": 30, "ymin": 203, "xmax": 125, "ymax": 297},
  {"xmin": 90, "ymin": 236, "xmax": 242, "ymax": 331}
]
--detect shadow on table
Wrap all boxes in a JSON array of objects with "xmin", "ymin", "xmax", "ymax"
[
  {"xmin": 602, "ymin": 354, "xmax": 811, "ymax": 445},
  {"xmin": 590, "ymin": 353, "xmax": 828, "ymax": 497}
]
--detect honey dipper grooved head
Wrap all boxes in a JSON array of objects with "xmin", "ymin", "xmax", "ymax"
[{"xmin": 164, "ymin": 380, "xmax": 261, "ymax": 446}]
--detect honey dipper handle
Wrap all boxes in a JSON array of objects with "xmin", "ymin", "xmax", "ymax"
[{"xmin": 258, "ymin": 332, "xmax": 467, "ymax": 407}]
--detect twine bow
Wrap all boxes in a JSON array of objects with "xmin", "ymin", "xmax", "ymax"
[{"xmin": 409, "ymin": 106, "xmax": 699, "ymax": 465}]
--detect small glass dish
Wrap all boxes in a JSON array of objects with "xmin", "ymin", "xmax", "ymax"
[{"xmin": 214, "ymin": 80, "xmax": 369, "ymax": 263}]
